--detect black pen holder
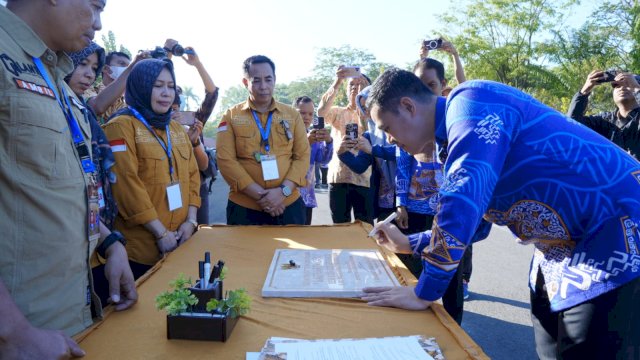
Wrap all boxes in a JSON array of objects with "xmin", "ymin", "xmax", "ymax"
[
  {"xmin": 190, "ymin": 280, "xmax": 223, "ymax": 312},
  {"xmin": 166, "ymin": 280, "xmax": 237, "ymax": 342}
]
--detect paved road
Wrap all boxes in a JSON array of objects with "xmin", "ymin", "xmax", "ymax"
[{"xmin": 206, "ymin": 176, "xmax": 538, "ymax": 359}]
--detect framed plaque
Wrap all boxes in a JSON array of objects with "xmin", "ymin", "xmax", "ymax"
[{"xmin": 262, "ymin": 249, "xmax": 401, "ymax": 298}]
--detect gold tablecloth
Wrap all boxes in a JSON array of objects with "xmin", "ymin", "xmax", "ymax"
[{"xmin": 77, "ymin": 223, "xmax": 488, "ymax": 359}]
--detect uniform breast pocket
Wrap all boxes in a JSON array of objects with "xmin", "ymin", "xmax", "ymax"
[
  {"xmin": 10, "ymin": 96, "xmax": 72, "ymax": 180},
  {"xmin": 137, "ymin": 144, "xmax": 169, "ymax": 185},
  {"xmin": 175, "ymin": 144, "xmax": 192, "ymax": 182},
  {"xmin": 234, "ymin": 126, "xmax": 256, "ymax": 158},
  {"xmin": 274, "ymin": 122, "xmax": 293, "ymax": 154}
]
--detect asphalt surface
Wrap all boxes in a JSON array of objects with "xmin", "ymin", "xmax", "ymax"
[{"xmin": 206, "ymin": 176, "xmax": 538, "ymax": 359}]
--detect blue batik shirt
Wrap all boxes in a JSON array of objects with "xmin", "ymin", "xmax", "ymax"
[
  {"xmin": 410, "ymin": 80, "xmax": 640, "ymax": 312},
  {"xmin": 396, "ymin": 148, "xmax": 444, "ymax": 216}
]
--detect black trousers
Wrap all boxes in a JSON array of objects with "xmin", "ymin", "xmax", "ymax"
[
  {"xmin": 305, "ymin": 206, "xmax": 313, "ymax": 225},
  {"xmin": 329, "ymin": 183, "xmax": 372, "ymax": 224},
  {"xmin": 226, "ymin": 198, "xmax": 306, "ymax": 226},
  {"xmin": 196, "ymin": 182, "xmax": 209, "ymax": 225},
  {"xmin": 396, "ymin": 211, "xmax": 466, "ymax": 325},
  {"xmin": 531, "ymin": 268, "xmax": 640, "ymax": 360}
]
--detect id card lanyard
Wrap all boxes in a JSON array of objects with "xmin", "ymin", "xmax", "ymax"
[
  {"xmin": 252, "ymin": 110, "xmax": 274, "ymax": 154},
  {"xmin": 33, "ymin": 57, "xmax": 100, "ymax": 242},
  {"xmin": 128, "ymin": 107, "xmax": 183, "ymax": 211},
  {"xmin": 251, "ymin": 110, "xmax": 279, "ymax": 180},
  {"xmin": 128, "ymin": 106, "xmax": 174, "ymax": 180},
  {"xmin": 33, "ymin": 57, "xmax": 95, "ymax": 174}
]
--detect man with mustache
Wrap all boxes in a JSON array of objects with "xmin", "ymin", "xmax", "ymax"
[{"xmin": 217, "ymin": 55, "xmax": 310, "ymax": 225}]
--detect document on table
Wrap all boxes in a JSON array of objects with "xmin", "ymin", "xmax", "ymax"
[
  {"xmin": 262, "ymin": 249, "xmax": 401, "ymax": 298},
  {"xmin": 272, "ymin": 336, "xmax": 434, "ymax": 360}
]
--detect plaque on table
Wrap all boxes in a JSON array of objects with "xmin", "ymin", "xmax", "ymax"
[{"xmin": 262, "ymin": 249, "xmax": 401, "ymax": 298}]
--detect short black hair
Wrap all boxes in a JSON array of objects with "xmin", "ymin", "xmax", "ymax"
[
  {"xmin": 294, "ymin": 96, "xmax": 313, "ymax": 108},
  {"xmin": 366, "ymin": 68, "xmax": 434, "ymax": 114},
  {"xmin": 243, "ymin": 55, "xmax": 276, "ymax": 78},
  {"xmin": 413, "ymin": 58, "xmax": 446, "ymax": 82},
  {"xmin": 106, "ymin": 51, "xmax": 131, "ymax": 65}
]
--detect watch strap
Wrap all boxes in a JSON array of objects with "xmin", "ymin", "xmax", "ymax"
[{"xmin": 97, "ymin": 231, "xmax": 126, "ymax": 259}]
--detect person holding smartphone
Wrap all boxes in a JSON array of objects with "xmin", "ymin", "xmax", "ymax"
[
  {"xmin": 567, "ymin": 70, "xmax": 640, "ymax": 161},
  {"xmin": 317, "ymin": 65, "xmax": 373, "ymax": 224},
  {"xmin": 294, "ymin": 96, "xmax": 333, "ymax": 224}
]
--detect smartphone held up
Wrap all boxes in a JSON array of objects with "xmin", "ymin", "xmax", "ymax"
[
  {"xmin": 423, "ymin": 38, "xmax": 443, "ymax": 50},
  {"xmin": 346, "ymin": 123, "xmax": 358, "ymax": 140},
  {"xmin": 342, "ymin": 66, "xmax": 361, "ymax": 78}
]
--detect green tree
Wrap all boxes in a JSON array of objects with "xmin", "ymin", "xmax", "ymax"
[
  {"xmin": 100, "ymin": 30, "xmax": 131, "ymax": 57},
  {"xmin": 181, "ymin": 86, "xmax": 200, "ymax": 111},
  {"xmin": 313, "ymin": 45, "xmax": 385, "ymax": 106}
]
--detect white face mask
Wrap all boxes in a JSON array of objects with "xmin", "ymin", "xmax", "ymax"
[{"xmin": 108, "ymin": 66, "xmax": 127, "ymax": 80}]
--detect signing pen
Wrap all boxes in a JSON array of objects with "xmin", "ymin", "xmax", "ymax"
[
  {"xmin": 203, "ymin": 252, "xmax": 211, "ymax": 290},
  {"xmin": 368, "ymin": 212, "xmax": 398, "ymax": 237},
  {"xmin": 198, "ymin": 260, "xmax": 205, "ymax": 289}
]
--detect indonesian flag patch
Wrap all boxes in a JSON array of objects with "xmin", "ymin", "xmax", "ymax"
[
  {"xmin": 217, "ymin": 121, "xmax": 227, "ymax": 132},
  {"xmin": 109, "ymin": 139, "xmax": 127, "ymax": 152}
]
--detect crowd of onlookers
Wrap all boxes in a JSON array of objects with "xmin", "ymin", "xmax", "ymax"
[{"xmin": 1, "ymin": 1, "xmax": 640, "ymax": 359}]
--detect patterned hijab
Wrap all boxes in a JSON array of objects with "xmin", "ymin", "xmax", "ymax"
[
  {"xmin": 66, "ymin": 41, "xmax": 105, "ymax": 82},
  {"xmin": 122, "ymin": 58, "xmax": 176, "ymax": 128}
]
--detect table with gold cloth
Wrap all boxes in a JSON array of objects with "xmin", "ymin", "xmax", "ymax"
[{"xmin": 76, "ymin": 223, "xmax": 488, "ymax": 359}]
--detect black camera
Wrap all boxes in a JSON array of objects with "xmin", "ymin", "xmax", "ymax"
[
  {"xmin": 149, "ymin": 46, "xmax": 168, "ymax": 59},
  {"xmin": 598, "ymin": 69, "xmax": 618, "ymax": 83},
  {"xmin": 165, "ymin": 44, "xmax": 195, "ymax": 57},
  {"xmin": 423, "ymin": 38, "xmax": 443, "ymax": 50}
]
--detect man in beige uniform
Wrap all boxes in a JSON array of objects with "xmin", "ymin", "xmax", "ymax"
[
  {"xmin": 217, "ymin": 55, "xmax": 310, "ymax": 225},
  {"xmin": 0, "ymin": 1, "xmax": 136, "ymax": 358}
]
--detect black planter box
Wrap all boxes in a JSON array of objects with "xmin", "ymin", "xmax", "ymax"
[
  {"xmin": 165, "ymin": 280, "xmax": 237, "ymax": 342},
  {"xmin": 166, "ymin": 310, "xmax": 238, "ymax": 342}
]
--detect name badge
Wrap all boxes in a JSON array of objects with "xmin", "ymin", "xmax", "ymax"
[
  {"xmin": 97, "ymin": 186, "xmax": 106, "ymax": 209},
  {"xmin": 260, "ymin": 154, "xmax": 279, "ymax": 181},
  {"xmin": 167, "ymin": 182, "xmax": 183, "ymax": 211}
]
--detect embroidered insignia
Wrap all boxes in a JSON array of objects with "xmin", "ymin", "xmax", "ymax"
[
  {"xmin": 218, "ymin": 121, "xmax": 228, "ymax": 132},
  {"xmin": 14, "ymin": 78, "xmax": 55, "ymax": 98}
]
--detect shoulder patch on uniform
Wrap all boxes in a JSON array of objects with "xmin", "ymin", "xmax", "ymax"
[
  {"xmin": 14, "ymin": 78, "xmax": 55, "ymax": 98},
  {"xmin": 109, "ymin": 139, "xmax": 127, "ymax": 152},
  {"xmin": 218, "ymin": 121, "xmax": 228, "ymax": 132}
]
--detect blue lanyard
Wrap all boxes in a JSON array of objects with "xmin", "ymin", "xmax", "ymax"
[
  {"xmin": 32, "ymin": 57, "xmax": 95, "ymax": 174},
  {"xmin": 251, "ymin": 110, "xmax": 273, "ymax": 153},
  {"xmin": 128, "ymin": 107, "xmax": 174, "ymax": 178}
]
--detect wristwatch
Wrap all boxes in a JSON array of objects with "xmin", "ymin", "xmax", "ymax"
[
  {"xmin": 280, "ymin": 184, "xmax": 292, "ymax": 197},
  {"xmin": 96, "ymin": 231, "xmax": 126, "ymax": 259}
]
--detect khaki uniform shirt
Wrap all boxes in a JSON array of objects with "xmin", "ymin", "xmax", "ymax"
[
  {"xmin": 104, "ymin": 116, "xmax": 201, "ymax": 266},
  {"xmin": 217, "ymin": 99, "xmax": 310, "ymax": 210},
  {"xmin": 324, "ymin": 106, "xmax": 372, "ymax": 187},
  {"xmin": 0, "ymin": 7, "xmax": 99, "ymax": 336}
]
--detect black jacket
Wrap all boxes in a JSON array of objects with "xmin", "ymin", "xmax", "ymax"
[{"xmin": 567, "ymin": 91, "xmax": 640, "ymax": 161}]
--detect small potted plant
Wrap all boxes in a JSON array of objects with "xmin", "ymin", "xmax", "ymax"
[{"xmin": 156, "ymin": 273, "xmax": 249, "ymax": 342}]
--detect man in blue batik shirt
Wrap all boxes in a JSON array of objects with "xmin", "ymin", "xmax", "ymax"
[{"xmin": 362, "ymin": 68, "xmax": 640, "ymax": 359}]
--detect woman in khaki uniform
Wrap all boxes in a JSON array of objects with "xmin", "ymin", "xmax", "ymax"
[{"xmin": 104, "ymin": 59, "xmax": 201, "ymax": 279}]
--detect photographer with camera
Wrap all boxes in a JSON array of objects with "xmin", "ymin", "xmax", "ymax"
[
  {"xmin": 419, "ymin": 36, "xmax": 466, "ymax": 88},
  {"xmin": 568, "ymin": 70, "xmax": 640, "ymax": 160},
  {"xmin": 87, "ymin": 50, "xmax": 146, "ymax": 124},
  {"xmin": 317, "ymin": 66, "xmax": 373, "ymax": 225},
  {"xmin": 163, "ymin": 38, "xmax": 219, "ymax": 225}
]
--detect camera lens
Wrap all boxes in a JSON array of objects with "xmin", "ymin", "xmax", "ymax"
[
  {"xmin": 172, "ymin": 44, "xmax": 185, "ymax": 57},
  {"xmin": 428, "ymin": 40, "xmax": 438, "ymax": 49}
]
